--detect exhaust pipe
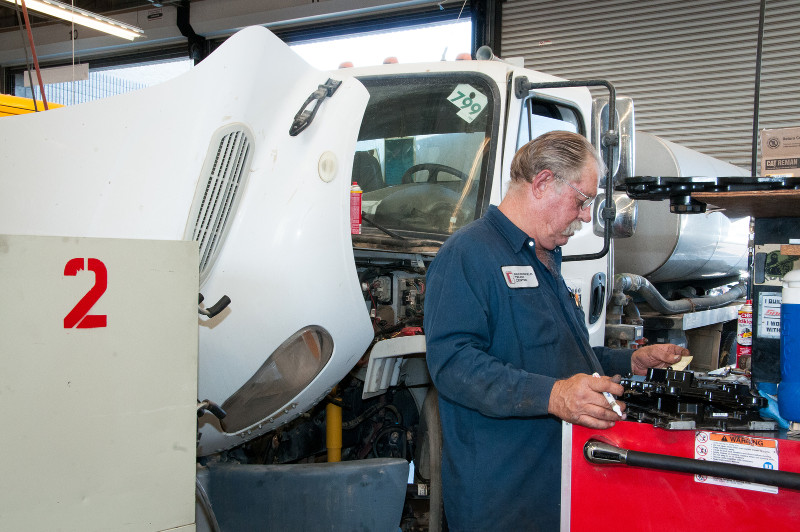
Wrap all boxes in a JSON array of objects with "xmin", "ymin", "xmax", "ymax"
[{"xmin": 613, "ymin": 273, "xmax": 746, "ymax": 315}]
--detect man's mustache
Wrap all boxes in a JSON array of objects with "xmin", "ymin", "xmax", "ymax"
[{"xmin": 561, "ymin": 219, "xmax": 583, "ymax": 236}]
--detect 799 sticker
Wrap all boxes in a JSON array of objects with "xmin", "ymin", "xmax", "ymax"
[{"xmin": 447, "ymin": 83, "xmax": 488, "ymax": 124}]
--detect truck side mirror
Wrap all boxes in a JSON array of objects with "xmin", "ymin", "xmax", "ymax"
[
  {"xmin": 591, "ymin": 96, "xmax": 635, "ymax": 187},
  {"xmin": 593, "ymin": 193, "xmax": 637, "ymax": 239}
]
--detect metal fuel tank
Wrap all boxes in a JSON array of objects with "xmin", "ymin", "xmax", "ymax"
[{"xmin": 614, "ymin": 131, "xmax": 750, "ymax": 283}]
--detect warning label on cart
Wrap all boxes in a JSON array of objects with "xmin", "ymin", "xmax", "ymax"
[{"xmin": 694, "ymin": 431, "xmax": 779, "ymax": 494}]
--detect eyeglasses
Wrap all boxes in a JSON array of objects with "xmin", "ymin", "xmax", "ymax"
[{"xmin": 555, "ymin": 176, "xmax": 595, "ymax": 210}]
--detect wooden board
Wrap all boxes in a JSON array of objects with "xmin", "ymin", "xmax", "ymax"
[{"xmin": 693, "ymin": 189, "xmax": 800, "ymax": 218}]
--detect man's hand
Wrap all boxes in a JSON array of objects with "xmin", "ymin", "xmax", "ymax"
[
  {"xmin": 631, "ymin": 344, "xmax": 690, "ymax": 375},
  {"xmin": 548, "ymin": 373, "xmax": 625, "ymax": 429}
]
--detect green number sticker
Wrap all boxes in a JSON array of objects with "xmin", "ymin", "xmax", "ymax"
[{"xmin": 447, "ymin": 84, "xmax": 487, "ymax": 124}]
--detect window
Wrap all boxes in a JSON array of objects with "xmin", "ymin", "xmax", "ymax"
[
  {"xmin": 517, "ymin": 97, "xmax": 585, "ymax": 149},
  {"xmin": 351, "ymin": 73, "xmax": 497, "ymax": 244},
  {"xmin": 289, "ymin": 19, "xmax": 471, "ymax": 69},
  {"xmin": 13, "ymin": 57, "xmax": 192, "ymax": 106}
]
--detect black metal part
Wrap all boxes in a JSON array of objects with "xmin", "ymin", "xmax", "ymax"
[
  {"xmin": 177, "ymin": 0, "xmax": 208, "ymax": 64},
  {"xmin": 588, "ymin": 271, "xmax": 606, "ymax": 324},
  {"xmin": 198, "ymin": 399, "xmax": 227, "ymax": 420},
  {"xmin": 584, "ymin": 440, "xmax": 800, "ymax": 491},
  {"xmin": 618, "ymin": 175, "xmax": 800, "ymax": 214},
  {"xmin": 470, "ymin": 0, "xmax": 500, "ymax": 57},
  {"xmin": 620, "ymin": 368, "xmax": 775, "ymax": 431},
  {"xmin": 752, "ymin": 217, "xmax": 800, "ymax": 385},
  {"xmin": 198, "ymin": 293, "xmax": 231, "ymax": 318},
  {"xmin": 514, "ymin": 77, "xmax": 618, "ymax": 262},
  {"xmin": 289, "ymin": 79, "xmax": 342, "ymax": 136},
  {"xmin": 751, "ymin": 0, "xmax": 767, "ymax": 177}
]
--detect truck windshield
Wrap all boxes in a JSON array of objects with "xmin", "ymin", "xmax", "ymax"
[{"xmin": 351, "ymin": 73, "xmax": 496, "ymax": 248}]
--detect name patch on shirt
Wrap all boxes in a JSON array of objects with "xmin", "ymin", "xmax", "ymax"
[{"xmin": 501, "ymin": 266, "xmax": 539, "ymax": 288}]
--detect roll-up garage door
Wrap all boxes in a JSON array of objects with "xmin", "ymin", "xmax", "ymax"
[{"xmin": 499, "ymin": 0, "xmax": 800, "ymax": 171}]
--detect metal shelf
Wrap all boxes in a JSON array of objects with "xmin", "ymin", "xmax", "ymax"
[{"xmin": 618, "ymin": 176, "xmax": 800, "ymax": 217}]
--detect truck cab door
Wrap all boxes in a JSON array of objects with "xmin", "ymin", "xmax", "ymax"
[{"xmin": 511, "ymin": 86, "xmax": 608, "ymax": 346}]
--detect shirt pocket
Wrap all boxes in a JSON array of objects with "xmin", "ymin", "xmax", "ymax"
[
  {"xmin": 506, "ymin": 290, "xmax": 559, "ymax": 350},
  {"xmin": 562, "ymin": 282, "xmax": 587, "ymax": 326},
  {"xmin": 572, "ymin": 299, "xmax": 587, "ymax": 325}
]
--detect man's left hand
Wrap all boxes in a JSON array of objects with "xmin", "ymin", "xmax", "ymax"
[{"xmin": 631, "ymin": 344, "xmax": 690, "ymax": 375}]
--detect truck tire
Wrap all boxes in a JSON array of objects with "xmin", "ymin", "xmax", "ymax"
[{"xmin": 417, "ymin": 387, "xmax": 444, "ymax": 532}]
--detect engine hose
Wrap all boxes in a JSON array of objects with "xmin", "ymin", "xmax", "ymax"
[
  {"xmin": 342, "ymin": 403, "xmax": 383, "ymax": 430},
  {"xmin": 341, "ymin": 403, "xmax": 402, "ymax": 431},
  {"xmin": 196, "ymin": 477, "xmax": 222, "ymax": 532},
  {"xmin": 613, "ymin": 274, "xmax": 746, "ymax": 315}
]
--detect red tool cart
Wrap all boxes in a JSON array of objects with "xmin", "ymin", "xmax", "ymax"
[{"xmin": 562, "ymin": 421, "xmax": 800, "ymax": 531}]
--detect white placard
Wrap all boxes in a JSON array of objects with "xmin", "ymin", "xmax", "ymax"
[
  {"xmin": 501, "ymin": 265, "xmax": 539, "ymax": 288},
  {"xmin": 24, "ymin": 63, "xmax": 89, "ymax": 86},
  {"xmin": 694, "ymin": 431, "xmax": 779, "ymax": 494},
  {"xmin": 759, "ymin": 292, "xmax": 782, "ymax": 339}
]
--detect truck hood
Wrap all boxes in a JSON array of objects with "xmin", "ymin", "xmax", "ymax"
[{"xmin": 0, "ymin": 26, "xmax": 374, "ymax": 455}]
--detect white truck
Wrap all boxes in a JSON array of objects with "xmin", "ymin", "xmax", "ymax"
[{"xmin": 0, "ymin": 26, "xmax": 749, "ymax": 531}]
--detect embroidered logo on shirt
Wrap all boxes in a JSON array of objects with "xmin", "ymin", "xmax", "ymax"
[{"xmin": 501, "ymin": 266, "xmax": 539, "ymax": 288}]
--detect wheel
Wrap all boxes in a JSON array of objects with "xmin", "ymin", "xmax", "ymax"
[
  {"xmin": 400, "ymin": 163, "xmax": 466, "ymax": 184},
  {"xmin": 415, "ymin": 387, "xmax": 443, "ymax": 532}
]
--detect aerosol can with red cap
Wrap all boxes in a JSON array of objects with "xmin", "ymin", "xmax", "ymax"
[
  {"xmin": 350, "ymin": 181, "xmax": 362, "ymax": 235},
  {"xmin": 736, "ymin": 299, "xmax": 753, "ymax": 370}
]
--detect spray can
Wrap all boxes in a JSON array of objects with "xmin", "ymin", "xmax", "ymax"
[
  {"xmin": 735, "ymin": 299, "xmax": 753, "ymax": 370},
  {"xmin": 778, "ymin": 270, "xmax": 800, "ymax": 423},
  {"xmin": 350, "ymin": 181, "xmax": 362, "ymax": 235}
]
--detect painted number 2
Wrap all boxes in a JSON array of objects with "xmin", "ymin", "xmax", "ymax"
[{"xmin": 64, "ymin": 258, "xmax": 108, "ymax": 329}]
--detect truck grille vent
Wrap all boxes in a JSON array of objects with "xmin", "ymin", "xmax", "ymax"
[{"xmin": 188, "ymin": 125, "xmax": 253, "ymax": 283}]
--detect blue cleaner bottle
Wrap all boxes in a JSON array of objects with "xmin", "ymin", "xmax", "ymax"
[{"xmin": 778, "ymin": 269, "xmax": 800, "ymax": 424}]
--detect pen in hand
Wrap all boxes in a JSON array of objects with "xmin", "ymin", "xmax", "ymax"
[{"xmin": 592, "ymin": 372, "xmax": 623, "ymax": 418}]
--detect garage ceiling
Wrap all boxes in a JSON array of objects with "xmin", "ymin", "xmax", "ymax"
[
  {"xmin": 0, "ymin": 1, "xmax": 176, "ymax": 31},
  {"xmin": 0, "ymin": 0, "xmax": 180, "ymax": 32}
]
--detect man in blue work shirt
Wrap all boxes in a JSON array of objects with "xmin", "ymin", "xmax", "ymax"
[{"xmin": 424, "ymin": 131, "xmax": 689, "ymax": 531}]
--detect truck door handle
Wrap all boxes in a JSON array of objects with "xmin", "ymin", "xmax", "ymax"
[{"xmin": 589, "ymin": 272, "xmax": 606, "ymax": 324}]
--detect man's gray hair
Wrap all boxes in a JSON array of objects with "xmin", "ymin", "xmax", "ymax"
[{"xmin": 510, "ymin": 130, "xmax": 605, "ymax": 184}]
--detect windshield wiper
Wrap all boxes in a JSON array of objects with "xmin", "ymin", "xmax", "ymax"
[{"xmin": 361, "ymin": 213, "xmax": 407, "ymax": 240}]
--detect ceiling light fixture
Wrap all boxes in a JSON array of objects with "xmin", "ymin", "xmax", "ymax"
[{"xmin": 4, "ymin": 0, "xmax": 145, "ymax": 40}]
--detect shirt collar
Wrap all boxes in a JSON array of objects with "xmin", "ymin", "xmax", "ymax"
[
  {"xmin": 484, "ymin": 205, "xmax": 563, "ymax": 261},
  {"xmin": 484, "ymin": 205, "xmax": 527, "ymax": 252}
]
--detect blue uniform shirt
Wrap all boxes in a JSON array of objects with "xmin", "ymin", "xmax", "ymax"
[{"xmin": 424, "ymin": 205, "xmax": 633, "ymax": 531}]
